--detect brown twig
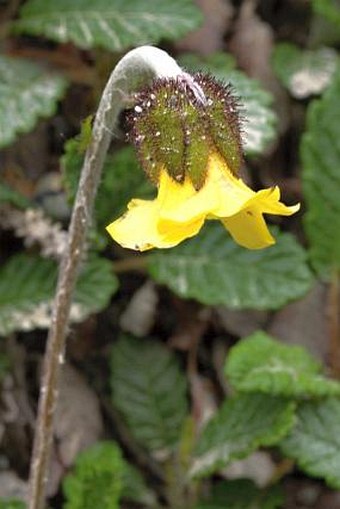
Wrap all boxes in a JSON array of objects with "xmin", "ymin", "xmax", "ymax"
[
  {"xmin": 328, "ymin": 268, "xmax": 340, "ymax": 378},
  {"xmin": 27, "ymin": 46, "xmax": 188, "ymax": 509}
]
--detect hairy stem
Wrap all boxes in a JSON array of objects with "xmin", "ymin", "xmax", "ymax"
[{"xmin": 28, "ymin": 46, "xmax": 186, "ymax": 509}]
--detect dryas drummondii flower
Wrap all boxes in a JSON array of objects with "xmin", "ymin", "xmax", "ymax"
[{"xmin": 106, "ymin": 73, "xmax": 299, "ymax": 251}]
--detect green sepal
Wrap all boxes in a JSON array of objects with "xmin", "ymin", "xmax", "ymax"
[
  {"xmin": 128, "ymin": 73, "xmax": 242, "ymax": 190},
  {"xmin": 182, "ymin": 106, "xmax": 210, "ymax": 190},
  {"xmin": 195, "ymin": 73, "xmax": 242, "ymax": 175}
]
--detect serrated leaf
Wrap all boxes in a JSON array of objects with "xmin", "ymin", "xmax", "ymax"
[
  {"xmin": 195, "ymin": 480, "xmax": 283, "ymax": 509},
  {"xmin": 272, "ymin": 43, "xmax": 338, "ymax": 99},
  {"xmin": 0, "ymin": 55, "xmax": 67, "ymax": 149},
  {"xmin": 280, "ymin": 398, "xmax": 340, "ymax": 489},
  {"xmin": 15, "ymin": 0, "xmax": 203, "ymax": 52},
  {"xmin": 0, "ymin": 253, "xmax": 118, "ymax": 336},
  {"xmin": 62, "ymin": 142, "xmax": 154, "ymax": 232},
  {"xmin": 63, "ymin": 441, "xmax": 155, "ymax": 509},
  {"xmin": 110, "ymin": 335, "xmax": 188, "ymax": 451},
  {"xmin": 148, "ymin": 224, "xmax": 313, "ymax": 310},
  {"xmin": 191, "ymin": 393, "xmax": 295, "ymax": 478},
  {"xmin": 302, "ymin": 68, "xmax": 340, "ymax": 277},
  {"xmin": 225, "ymin": 331, "xmax": 340, "ymax": 398},
  {"xmin": 74, "ymin": 255, "xmax": 118, "ymax": 314},
  {"xmin": 179, "ymin": 53, "xmax": 277, "ymax": 155},
  {"xmin": 63, "ymin": 442, "xmax": 124, "ymax": 509}
]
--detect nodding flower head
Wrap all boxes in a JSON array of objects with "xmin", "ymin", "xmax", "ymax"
[
  {"xmin": 106, "ymin": 72, "xmax": 299, "ymax": 252},
  {"xmin": 127, "ymin": 73, "xmax": 243, "ymax": 190}
]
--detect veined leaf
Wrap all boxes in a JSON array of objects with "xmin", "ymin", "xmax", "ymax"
[
  {"xmin": 195, "ymin": 480, "xmax": 283, "ymax": 509},
  {"xmin": 0, "ymin": 55, "xmax": 67, "ymax": 149},
  {"xmin": 0, "ymin": 253, "xmax": 118, "ymax": 336},
  {"xmin": 74, "ymin": 255, "xmax": 118, "ymax": 314},
  {"xmin": 302, "ymin": 68, "xmax": 340, "ymax": 277},
  {"xmin": 63, "ymin": 441, "xmax": 155, "ymax": 509},
  {"xmin": 280, "ymin": 398, "xmax": 340, "ymax": 489},
  {"xmin": 272, "ymin": 43, "xmax": 338, "ymax": 98},
  {"xmin": 191, "ymin": 393, "xmax": 295, "ymax": 478},
  {"xmin": 225, "ymin": 331, "xmax": 340, "ymax": 398},
  {"xmin": 110, "ymin": 335, "xmax": 188, "ymax": 451},
  {"xmin": 15, "ymin": 0, "xmax": 203, "ymax": 51},
  {"xmin": 179, "ymin": 52, "xmax": 277, "ymax": 155},
  {"xmin": 148, "ymin": 224, "xmax": 313, "ymax": 310}
]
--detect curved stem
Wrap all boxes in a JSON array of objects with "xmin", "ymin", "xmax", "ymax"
[{"xmin": 28, "ymin": 46, "xmax": 186, "ymax": 509}]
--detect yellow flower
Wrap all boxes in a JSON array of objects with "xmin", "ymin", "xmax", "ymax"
[{"xmin": 106, "ymin": 151, "xmax": 299, "ymax": 252}]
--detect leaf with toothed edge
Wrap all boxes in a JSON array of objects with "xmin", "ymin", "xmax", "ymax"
[
  {"xmin": 14, "ymin": 0, "xmax": 203, "ymax": 51},
  {"xmin": 0, "ymin": 253, "xmax": 118, "ymax": 335},
  {"xmin": 147, "ymin": 223, "xmax": 314, "ymax": 310},
  {"xmin": 280, "ymin": 398, "xmax": 340, "ymax": 489},
  {"xmin": 225, "ymin": 331, "xmax": 340, "ymax": 398},
  {"xmin": 191, "ymin": 393, "xmax": 295, "ymax": 478},
  {"xmin": 110, "ymin": 335, "xmax": 188, "ymax": 451},
  {"xmin": 272, "ymin": 43, "xmax": 338, "ymax": 99},
  {"xmin": 0, "ymin": 55, "xmax": 67, "ymax": 149},
  {"xmin": 301, "ymin": 68, "xmax": 340, "ymax": 278}
]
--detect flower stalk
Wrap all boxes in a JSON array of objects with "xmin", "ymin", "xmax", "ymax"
[{"xmin": 28, "ymin": 46, "xmax": 194, "ymax": 509}]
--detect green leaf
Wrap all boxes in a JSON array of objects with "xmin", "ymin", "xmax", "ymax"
[
  {"xmin": 0, "ymin": 181, "xmax": 31, "ymax": 208},
  {"xmin": 0, "ymin": 253, "xmax": 118, "ymax": 336},
  {"xmin": 148, "ymin": 224, "xmax": 313, "ymax": 310},
  {"xmin": 15, "ymin": 0, "xmax": 203, "ymax": 52},
  {"xmin": 0, "ymin": 55, "xmax": 67, "ymax": 149},
  {"xmin": 280, "ymin": 398, "xmax": 340, "ymax": 489},
  {"xmin": 110, "ymin": 335, "xmax": 188, "ymax": 451},
  {"xmin": 63, "ymin": 442, "xmax": 124, "ymax": 509},
  {"xmin": 179, "ymin": 52, "xmax": 278, "ymax": 155},
  {"xmin": 74, "ymin": 255, "xmax": 118, "ymax": 315},
  {"xmin": 62, "ymin": 141, "xmax": 154, "ymax": 232},
  {"xmin": 272, "ymin": 43, "xmax": 338, "ymax": 98},
  {"xmin": 225, "ymin": 331, "xmax": 340, "ymax": 398},
  {"xmin": 312, "ymin": 0, "xmax": 340, "ymax": 28},
  {"xmin": 302, "ymin": 68, "xmax": 340, "ymax": 277},
  {"xmin": 0, "ymin": 254, "xmax": 57, "ymax": 336},
  {"xmin": 191, "ymin": 393, "xmax": 295, "ymax": 478},
  {"xmin": 195, "ymin": 480, "xmax": 283, "ymax": 509},
  {"xmin": 121, "ymin": 463, "xmax": 156, "ymax": 506},
  {"xmin": 0, "ymin": 502, "xmax": 25, "ymax": 509}
]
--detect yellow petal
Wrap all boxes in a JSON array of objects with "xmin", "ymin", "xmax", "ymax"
[
  {"xmin": 158, "ymin": 154, "xmax": 255, "ymax": 224},
  {"xmin": 221, "ymin": 187, "xmax": 300, "ymax": 249},
  {"xmin": 222, "ymin": 209, "xmax": 276, "ymax": 249},
  {"xmin": 106, "ymin": 197, "xmax": 205, "ymax": 251},
  {"xmin": 106, "ymin": 199, "xmax": 165, "ymax": 251},
  {"xmin": 249, "ymin": 187, "xmax": 300, "ymax": 216}
]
